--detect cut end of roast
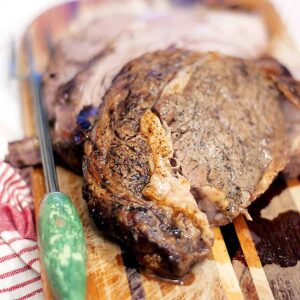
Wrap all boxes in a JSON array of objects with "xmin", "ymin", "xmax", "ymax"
[{"xmin": 82, "ymin": 48, "xmax": 290, "ymax": 278}]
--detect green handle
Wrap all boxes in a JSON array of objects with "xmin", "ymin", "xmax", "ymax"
[{"xmin": 38, "ymin": 192, "xmax": 86, "ymax": 300}]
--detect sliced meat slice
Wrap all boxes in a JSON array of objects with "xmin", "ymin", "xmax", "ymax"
[
  {"xmin": 83, "ymin": 49, "xmax": 289, "ymax": 277},
  {"xmin": 83, "ymin": 49, "xmax": 214, "ymax": 278}
]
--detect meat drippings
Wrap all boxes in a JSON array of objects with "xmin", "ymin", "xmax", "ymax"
[{"xmin": 140, "ymin": 109, "xmax": 213, "ymax": 241}]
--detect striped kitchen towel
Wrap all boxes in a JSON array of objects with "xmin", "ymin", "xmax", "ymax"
[{"xmin": 0, "ymin": 161, "xmax": 42, "ymax": 300}]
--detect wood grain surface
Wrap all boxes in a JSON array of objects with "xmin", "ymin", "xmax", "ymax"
[{"xmin": 19, "ymin": 0, "xmax": 300, "ymax": 299}]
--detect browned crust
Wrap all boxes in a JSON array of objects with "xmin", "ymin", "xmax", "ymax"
[
  {"xmin": 83, "ymin": 49, "xmax": 213, "ymax": 278},
  {"xmin": 83, "ymin": 48, "xmax": 292, "ymax": 277}
]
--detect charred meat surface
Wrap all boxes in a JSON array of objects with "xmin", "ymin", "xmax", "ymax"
[{"xmin": 83, "ymin": 49, "xmax": 289, "ymax": 277}]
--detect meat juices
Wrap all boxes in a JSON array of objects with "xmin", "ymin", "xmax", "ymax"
[{"xmin": 83, "ymin": 49, "xmax": 290, "ymax": 278}]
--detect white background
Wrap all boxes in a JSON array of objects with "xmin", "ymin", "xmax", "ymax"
[
  {"xmin": 0, "ymin": 0, "xmax": 299, "ymax": 159},
  {"xmin": 0, "ymin": 0, "xmax": 65, "ymax": 159}
]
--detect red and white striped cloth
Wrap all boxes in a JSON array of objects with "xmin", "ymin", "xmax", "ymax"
[{"xmin": 0, "ymin": 161, "xmax": 42, "ymax": 299}]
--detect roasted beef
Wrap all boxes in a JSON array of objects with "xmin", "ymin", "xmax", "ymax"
[
  {"xmin": 40, "ymin": 6, "xmax": 268, "ymax": 172},
  {"xmin": 82, "ymin": 49, "xmax": 292, "ymax": 277}
]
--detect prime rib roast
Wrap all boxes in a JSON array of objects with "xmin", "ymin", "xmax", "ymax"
[
  {"xmin": 5, "ymin": 3, "xmax": 300, "ymax": 278},
  {"xmin": 82, "ymin": 48, "xmax": 299, "ymax": 277}
]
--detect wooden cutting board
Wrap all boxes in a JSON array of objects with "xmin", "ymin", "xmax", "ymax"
[{"xmin": 18, "ymin": 0, "xmax": 300, "ymax": 299}]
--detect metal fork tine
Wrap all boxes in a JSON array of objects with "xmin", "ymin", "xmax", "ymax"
[{"xmin": 24, "ymin": 32, "xmax": 58, "ymax": 192}]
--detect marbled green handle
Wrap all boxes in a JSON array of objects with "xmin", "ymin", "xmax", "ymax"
[{"xmin": 38, "ymin": 192, "xmax": 86, "ymax": 300}]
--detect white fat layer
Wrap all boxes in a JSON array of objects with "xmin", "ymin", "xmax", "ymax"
[{"xmin": 140, "ymin": 109, "xmax": 213, "ymax": 241}]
